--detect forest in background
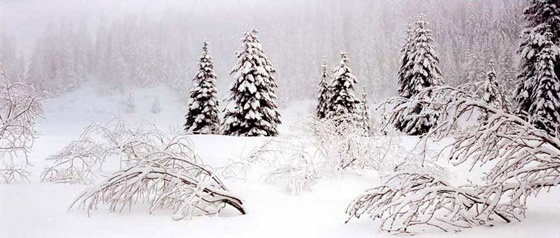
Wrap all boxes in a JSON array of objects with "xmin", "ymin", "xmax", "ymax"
[{"xmin": 0, "ymin": 0, "xmax": 524, "ymax": 104}]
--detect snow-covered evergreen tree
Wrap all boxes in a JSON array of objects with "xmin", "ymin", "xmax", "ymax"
[
  {"xmin": 222, "ymin": 29, "xmax": 281, "ymax": 136},
  {"xmin": 316, "ymin": 58, "xmax": 331, "ymax": 119},
  {"xmin": 184, "ymin": 41, "xmax": 220, "ymax": 135},
  {"xmin": 529, "ymin": 31, "xmax": 560, "ymax": 134},
  {"xmin": 358, "ymin": 87, "xmax": 371, "ymax": 136},
  {"xmin": 326, "ymin": 52, "xmax": 360, "ymax": 120},
  {"xmin": 397, "ymin": 19, "xmax": 443, "ymax": 98},
  {"xmin": 482, "ymin": 60, "xmax": 506, "ymax": 110},
  {"xmin": 151, "ymin": 97, "xmax": 161, "ymax": 114},
  {"xmin": 397, "ymin": 23, "xmax": 414, "ymax": 92},
  {"xmin": 125, "ymin": 93, "xmax": 135, "ymax": 113},
  {"xmin": 394, "ymin": 18, "xmax": 444, "ymax": 135},
  {"xmin": 515, "ymin": 0, "xmax": 560, "ymax": 118},
  {"xmin": 480, "ymin": 60, "xmax": 510, "ymax": 123}
]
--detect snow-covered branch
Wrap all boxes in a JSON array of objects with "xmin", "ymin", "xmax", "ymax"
[
  {"xmin": 43, "ymin": 117, "xmax": 245, "ymax": 219},
  {"xmin": 0, "ymin": 64, "xmax": 43, "ymax": 183},
  {"xmin": 70, "ymin": 156, "xmax": 245, "ymax": 220},
  {"xmin": 41, "ymin": 118, "xmax": 197, "ymax": 184},
  {"xmin": 348, "ymin": 85, "xmax": 560, "ymax": 233},
  {"xmin": 346, "ymin": 173, "xmax": 513, "ymax": 234},
  {"xmin": 236, "ymin": 117, "xmax": 404, "ymax": 195}
]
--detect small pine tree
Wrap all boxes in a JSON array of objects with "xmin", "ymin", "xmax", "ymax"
[
  {"xmin": 184, "ymin": 41, "xmax": 220, "ymax": 134},
  {"xmin": 222, "ymin": 29, "xmax": 281, "ymax": 136},
  {"xmin": 326, "ymin": 52, "xmax": 360, "ymax": 121},
  {"xmin": 529, "ymin": 31, "xmax": 560, "ymax": 134},
  {"xmin": 125, "ymin": 93, "xmax": 135, "ymax": 113},
  {"xmin": 482, "ymin": 60, "xmax": 505, "ymax": 109},
  {"xmin": 394, "ymin": 18, "xmax": 444, "ymax": 135},
  {"xmin": 480, "ymin": 60, "xmax": 509, "ymax": 122},
  {"xmin": 397, "ymin": 18, "xmax": 444, "ymax": 98},
  {"xmin": 151, "ymin": 97, "xmax": 161, "ymax": 114},
  {"xmin": 358, "ymin": 87, "xmax": 371, "ymax": 136},
  {"xmin": 316, "ymin": 58, "xmax": 331, "ymax": 119}
]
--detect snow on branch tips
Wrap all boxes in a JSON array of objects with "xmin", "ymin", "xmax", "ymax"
[
  {"xmin": 41, "ymin": 117, "xmax": 245, "ymax": 219},
  {"xmin": 236, "ymin": 117, "xmax": 403, "ymax": 195},
  {"xmin": 347, "ymin": 84, "xmax": 560, "ymax": 233},
  {"xmin": 40, "ymin": 117, "xmax": 197, "ymax": 183},
  {"xmin": 0, "ymin": 63, "xmax": 43, "ymax": 183},
  {"xmin": 70, "ymin": 155, "xmax": 245, "ymax": 220}
]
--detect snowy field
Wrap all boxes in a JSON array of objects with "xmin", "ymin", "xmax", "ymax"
[{"xmin": 1, "ymin": 85, "xmax": 558, "ymax": 238}]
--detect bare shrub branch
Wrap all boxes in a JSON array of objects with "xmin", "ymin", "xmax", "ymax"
[{"xmin": 0, "ymin": 64, "xmax": 43, "ymax": 183}]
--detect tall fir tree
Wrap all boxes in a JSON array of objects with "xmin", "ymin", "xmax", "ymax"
[
  {"xmin": 316, "ymin": 58, "xmax": 331, "ymax": 119},
  {"xmin": 394, "ymin": 18, "xmax": 444, "ymax": 135},
  {"xmin": 222, "ymin": 29, "xmax": 281, "ymax": 136},
  {"xmin": 397, "ymin": 19, "xmax": 444, "ymax": 98},
  {"xmin": 529, "ymin": 31, "xmax": 560, "ymax": 134},
  {"xmin": 397, "ymin": 23, "xmax": 414, "ymax": 93},
  {"xmin": 326, "ymin": 52, "xmax": 360, "ymax": 120},
  {"xmin": 184, "ymin": 41, "xmax": 220, "ymax": 134},
  {"xmin": 515, "ymin": 0, "xmax": 560, "ymax": 118}
]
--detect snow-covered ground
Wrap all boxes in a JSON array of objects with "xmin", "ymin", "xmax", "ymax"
[{"xmin": 0, "ymin": 85, "xmax": 559, "ymax": 238}]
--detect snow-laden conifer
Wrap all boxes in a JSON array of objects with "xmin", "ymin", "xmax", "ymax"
[
  {"xmin": 529, "ymin": 31, "xmax": 560, "ymax": 134},
  {"xmin": 326, "ymin": 52, "xmax": 360, "ymax": 121},
  {"xmin": 397, "ymin": 19, "xmax": 443, "ymax": 98},
  {"xmin": 316, "ymin": 59, "xmax": 331, "ymax": 119},
  {"xmin": 515, "ymin": 0, "xmax": 560, "ymax": 117},
  {"xmin": 393, "ymin": 18, "xmax": 443, "ymax": 135},
  {"xmin": 482, "ymin": 60, "xmax": 507, "ymax": 110},
  {"xmin": 222, "ymin": 29, "xmax": 281, "ymax": 136},
  {"xmin": 185, "ymin": 41, "xmax": 220, "ymax": 134}
]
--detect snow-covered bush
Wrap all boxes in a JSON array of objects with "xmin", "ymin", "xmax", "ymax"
[
  {"xmin": 253, "ymin": 135, "xmax": 320, "ymax": 195},
  {"xmin": 347, "ymin": 85, "xmax": 560, "ymax": 233},
  {"xmin": 41, "ymin": 117, "xmax": 196, "ymax": 184},
  {"xmin": 237, "ymin": 116, "xmax": 404, "ymax": 195},
  {"xmin": 70, "ymin": 156, "xmax": 245, "ymax": 220},
  {"xmin": 42, "ymin": 117, "xmax": 245, "ymax": 219},
  {"xmin": 0, "ymin": 64, "xmax": 43, "ymax": 183}
]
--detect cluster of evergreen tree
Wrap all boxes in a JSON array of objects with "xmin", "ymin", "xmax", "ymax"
[
  {"xmin": 514, "ymin": 0, "xmax": 560, "ymax": 135},
  {"xmin": 185, "ymin": 29, "xmax": 281, "ymax": 137},
  {"xmin": 315, "ymin": 53, "xmax": 371, "ymax": 134},
  {"xmin": 392, "ymin": 2, "xmax": 560, "ymax": 138}
]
